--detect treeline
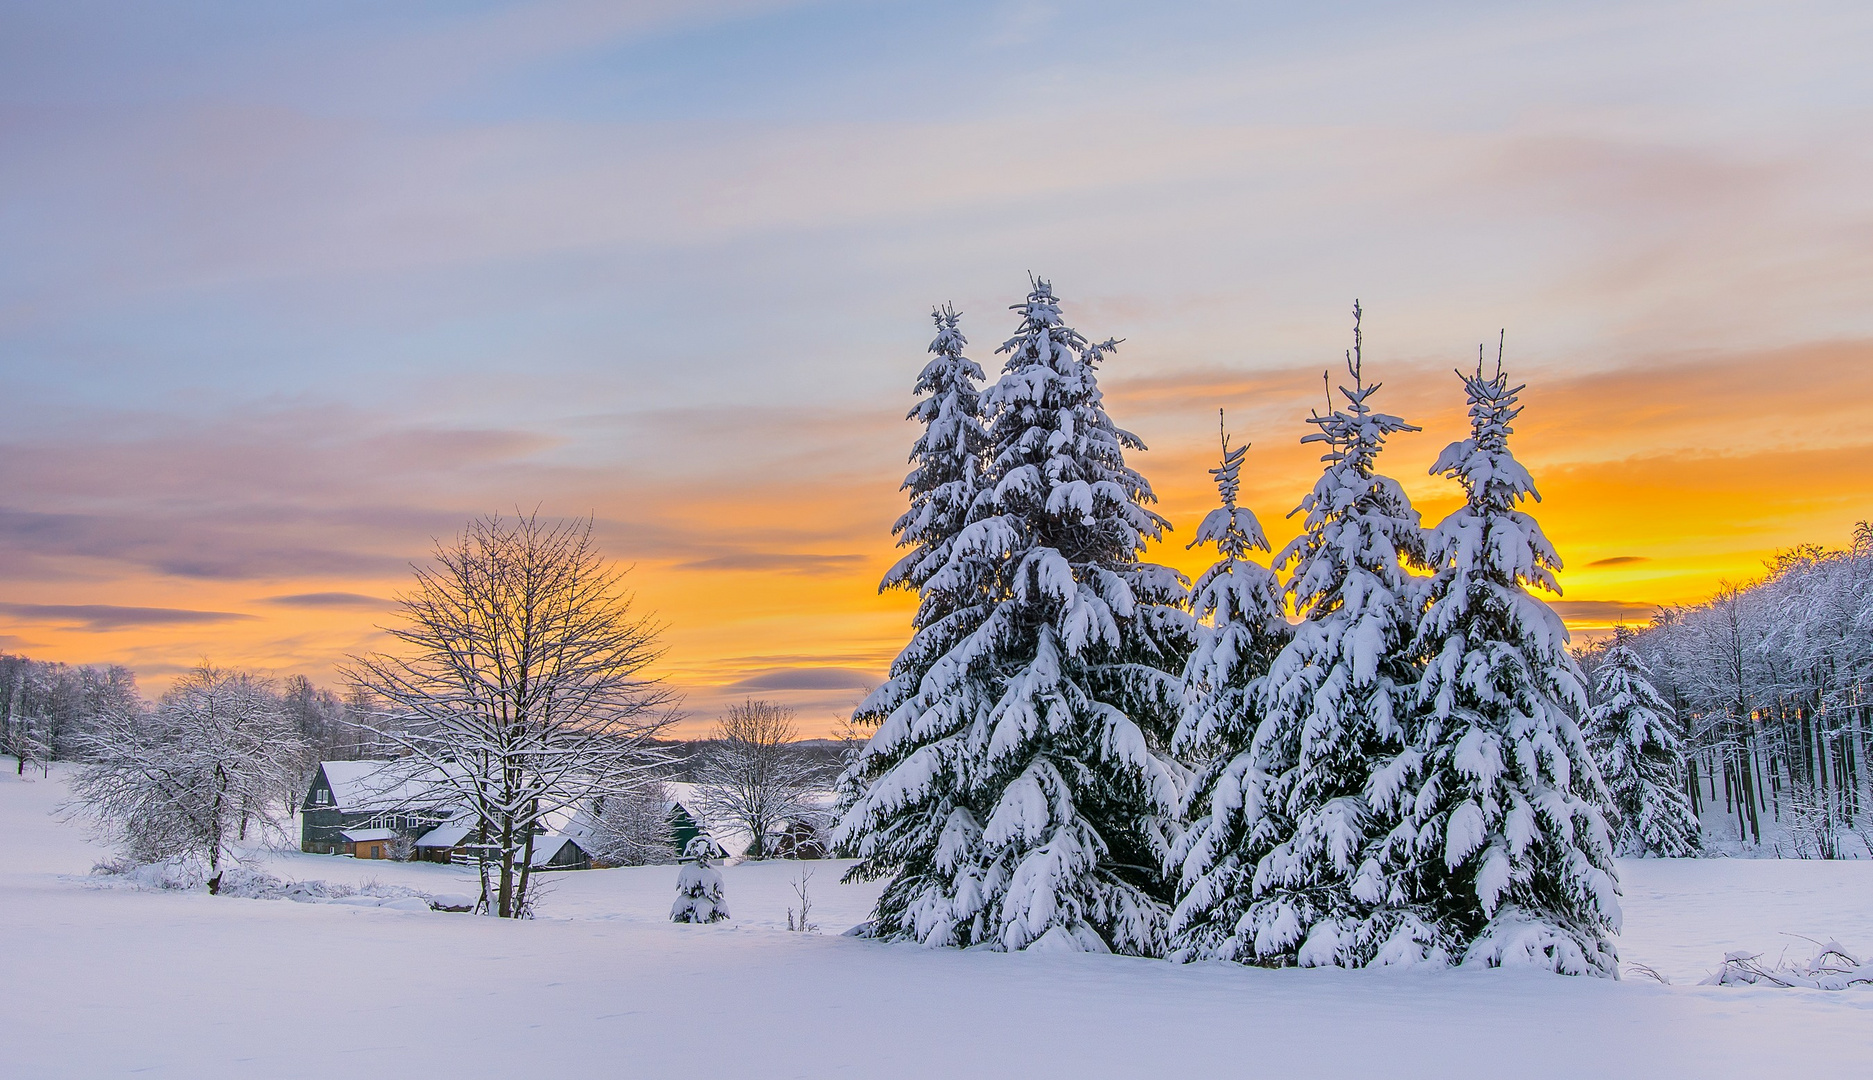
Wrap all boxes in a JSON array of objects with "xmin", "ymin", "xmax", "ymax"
[
  {"xmin": 1587, "ymin": 528, "xmax": 1873, "ymax": 857},
  {"xmin": 1, "ymin": 653, "xmax": 139, "ymax": 771},
  {"xmin": 1, "ymin": 652, "xmax": 395, "ymax": 783}
]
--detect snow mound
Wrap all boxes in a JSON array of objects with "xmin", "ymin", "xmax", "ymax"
[{"xmin": 83, "ymin": 860, "xmax": 463, "ymax": 912}]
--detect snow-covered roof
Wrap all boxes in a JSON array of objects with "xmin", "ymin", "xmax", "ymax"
[
  {"xmin": 317, "ymin": 759, "xmax": 458, "ymax": 813},
  {"xmin": 662, "ymin": 783, "xmax": 836, "ymax": 859},
  {"xmin": 529, "ymin": 834, "xmax": 584, "ymax": 867},
  {"xmin": 340, "ymin": 828, "xmax": 399, "ymax": 843},
  {"xmin": 415, "ymin": 822, "xmax": 474, "ymax": 848}
]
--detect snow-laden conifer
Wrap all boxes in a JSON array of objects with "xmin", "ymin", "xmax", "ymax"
[
  {"xmin": 848, "ymin": 278, "xmax": 1190, "ymax": 954},
  {"xmin": 1586, "ymin": 625, "xmax": 1701, "ymax": 858},
  {"xmin": 1166, "ymin": 419, "xmax": 1292, "ymax": 962},
  {"xmin": 671, "ymin": 837, "xmax": 729, "ymax": 923},
  {"xmin": 1387, "ymin": 348, "xmax": 1621, "ymax": 976},
  {"xmin": 954, "ymin": 278, "xmax": 1189, "ymax": 953},
  {"xmin": 836, "ymin": 305, "xmax": 994, "ymax": 943},
  {"xmin": 1240, "ymin": 303, "xmax": 1432, "ymax": 968}
]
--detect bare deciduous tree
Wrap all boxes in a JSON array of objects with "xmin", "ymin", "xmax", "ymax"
[
  {"xmin": 695, "ymin": 699, "xmax": 820, "ymax": 860},
  {"xmin": 585, "ymin": 778, "xmax": 678, "ymax": 866},
  {"xmin": 66, "ymin": 664, "xmax": 303, "ymax": 893},
  {"xmin": 345, "ymin": 512, "xmax": 676, "ymax": 918}
]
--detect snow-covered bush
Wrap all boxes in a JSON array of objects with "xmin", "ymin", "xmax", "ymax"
[{"xmin": 672, "ymin": 837, "xmax": 729, "ymax": 924}]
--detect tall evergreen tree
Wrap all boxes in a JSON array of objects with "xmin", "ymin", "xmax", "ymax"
[
  {"xmin": 847, "ymin": 278, "xmax": 1190, "ymax": 954},
  {"xmin": 1239, "ymin": 303, "xmax": 1432, "ymax": 968},
  {"xmin": 1167, "ymin": 419, "xmax": 1292, "ymax": 962},
  {"xmin": 1586, "ymin": 625, "xmax": 1702, "ymax": 858},
  {"xmin": 1387, "ymin": 349, "xmax": 1622, "ymax": 976},
  {"xmin": 836, "ymin": 305, "xmax": 993, "ymax": 942}
]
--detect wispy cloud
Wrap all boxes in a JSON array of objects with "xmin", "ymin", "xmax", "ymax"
[
  {"xmin": 723, "ymin": 666, "xmax": 878, "ymax": 692},
  {"xmin": 0, "ymin": 603, "xmax": 257, "ymax": 631},
  {"xmin": 1547, "ymin": 600, "xmax": 1661, "ymax": 622},
  {"xmin": 676, "ymin": 552, "xmax": 866, "ymax": 575},
  {"xmin": 258, "ymin": 592, "xmax": 390, "ymax": 608}
]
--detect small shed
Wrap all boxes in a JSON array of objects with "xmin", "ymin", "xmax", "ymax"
[
  {"xmin": 414, "ymin": 820, "xmax": 477, "ymax": 864},
  {"xmin": 341, "ymin": 828, "xmax": 399, "ymax": 861},
  {"xmin": 771, "ymin": 818, "xmax": 828, "ymax": 860},
  {"xmin": 530, "ymin": 834, "xmax": 592, "ymax": 872}
]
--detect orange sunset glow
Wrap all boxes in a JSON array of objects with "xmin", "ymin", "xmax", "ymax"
[{"xmin": 4, "ymin": 3, "xmax": 1870, "ymax": 737}]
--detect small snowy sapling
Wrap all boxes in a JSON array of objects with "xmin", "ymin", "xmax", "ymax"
[{"xmin": 671, "ymin": 837, "xmax": 730, "ymax": 924}]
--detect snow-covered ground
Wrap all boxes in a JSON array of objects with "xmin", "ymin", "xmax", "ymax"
[{"xmin": 4, "ymin": 766, "xmax": 1870, "ymax": 1078}]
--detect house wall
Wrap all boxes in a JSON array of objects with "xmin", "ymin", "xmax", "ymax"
[
  {"xmin": 299, "ymin": 766, "xmax": 447, "ymax": 855},
  {"xmin": 300, "ymin": 770, "xmax": 353, "ymax": 853}
]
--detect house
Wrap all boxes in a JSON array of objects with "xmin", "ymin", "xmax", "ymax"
[
  {"xmin": 412, "ymin": 818, "xmax": 478, "ymax": 864},
  {"xmin": 340, "ymin": 828, "xmax": 400, "ymax": 860},
  {"xmin": 300, "ymin": 760, "xmax": 455, "ymax": 855},
  {"xmin": 300, "ymin": 762, "xmax": 749, "ymax": 868},
  {"xmin": 660, "ymin": 781, "xmax": 835, "ymax": 860},
  {"xmin": 530, "ymin": 834, "xmax": 592, "ymax": 871},
  {"xmin": 410, "ymin": 816, "xmax": 590, "ymax": 870},
  {"xmin": 771, "ymin": 818, "xmax": 829, "ymax": 859}
]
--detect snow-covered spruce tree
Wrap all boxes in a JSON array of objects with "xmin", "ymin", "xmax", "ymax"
[
  {"xmin": 935, "ymin": 277, "xmax": 1188, "ymax": 954},
  {"xmin": 880, "ymin": 303, "xmax": 991, "ymax": 600},
  {"xmin": 836, "ymin": 304, "xmax": 995, "ymax": 941},
  {"xmin": 1387, "ymin": 349, "xmax": 1621, "ymax": 976},
  {"xmin": 1240, "ymin": 303, "xmax": 1432, "ymax": 968},
  {"xmin": 1166, "ymin": 419, "xmax": 1293, "ymax": 962},
  {"xmin": 1586, "ymin": 625, "xmax": 1701, "ymax": 859},
  {"xmin": 671, "ymin": 837, "xmax": 729, "ymax": 923}
]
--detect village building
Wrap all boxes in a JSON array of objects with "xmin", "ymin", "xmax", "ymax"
[
  {"xmin": 300, "ymin": 760, "xmax": 455, "ymax": 856},
  {"xmin": 300, "ymin": 761, "xmax": 712, "ymax": 870}
]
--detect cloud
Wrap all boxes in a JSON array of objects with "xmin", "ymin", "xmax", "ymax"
[
  {"xmin": 1546, "ymin": 600, "xmax": 1661, "ymax": 622},
  {"xmin": 0, "ymin": 506, "xmax": 415, "ymax": 582},
  {"xmin": 0, "ymin": 603, "xmax": 258, "ymax": 631},
  {"xmin": 1587, "ymin": 556, "xmax": 1650, "ymax": 567},
  {"xmin": 258, "ymin": 592, "xmax": 390, "ymax": 608},
  {"xmin": 676, "ymin": 552, "xmax": 867, "ymax": 575},
  {"xmin": 722, "ymin": 666, "xmax": 878, "ymax": 692}
]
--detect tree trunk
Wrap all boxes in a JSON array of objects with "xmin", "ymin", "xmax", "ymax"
[
  {"xmin": 476, "ymin": 819, "xmax": 493, "ymax": 915},
  {"xmin": 516, "ymin": 828, "xmax": 537, "ymax": 917},
  {"xmin": 1739, "ymin": 736, "xmax": 1762, "ymax": 845},
  {"xmin": 498, "ymin": 817, "xmax": 516, "ymax": 919}
]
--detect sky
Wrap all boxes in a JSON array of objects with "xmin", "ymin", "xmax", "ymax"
[{"xmin": 3, "ymin": 0, "xmax": 1871, "ymax": 736}]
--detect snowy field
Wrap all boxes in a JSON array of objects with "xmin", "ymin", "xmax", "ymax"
[{"xmin": 4, "ymin": 767, "xmax": 1870, "ymax": 1079}]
